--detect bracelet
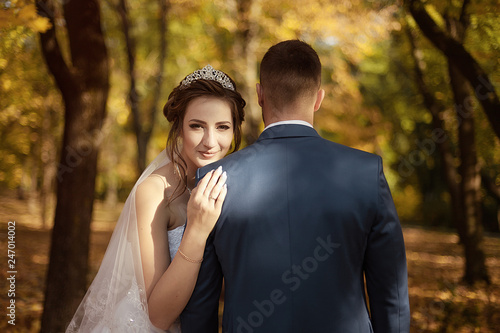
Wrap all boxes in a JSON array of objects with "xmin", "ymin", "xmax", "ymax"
[{"xmin": 177, "ymin": 248, "xmax": 203, "ymax": 264}]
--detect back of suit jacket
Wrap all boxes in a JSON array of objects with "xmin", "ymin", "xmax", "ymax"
[{"xmin": 181, "ymin": 124, "xmax": 410, "ymax": 333}]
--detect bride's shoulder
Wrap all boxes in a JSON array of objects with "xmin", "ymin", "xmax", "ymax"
[{"xmin": 137, "ymin": 163, "xmax": 174, "ymax": 196}]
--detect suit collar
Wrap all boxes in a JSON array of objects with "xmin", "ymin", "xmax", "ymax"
[
  {"xmin": 263, "ymin": 120, "xmax": 313, "ymax": 131},
  {"xmin": 257, "ymin": 124, "xmax": 320, "ymax": 141}
]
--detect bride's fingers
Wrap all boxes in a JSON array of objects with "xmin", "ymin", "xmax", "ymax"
[
  {"xmin": 214, "ymin": 183, "xmax": 227, "ymax": 210},
  {"xmin": 208, "ymin": 171, "xmax": 227, "ymax": 201},
  {"xmin": 203, "ymin": 166, "xmax": 223, "ymax": 197},
  {"xmin": 194, "ymin": 169, "xmax": 215, "ymax": 196}
]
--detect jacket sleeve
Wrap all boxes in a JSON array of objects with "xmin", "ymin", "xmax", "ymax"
[
  {"xmin": 179, "ymin": 168, "xmax": 223, "ymax": 333},
  {"xmin": 363, "ymin": 157, "xmax": 410, "ymax": 332}
]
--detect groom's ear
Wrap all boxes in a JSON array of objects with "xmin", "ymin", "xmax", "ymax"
[
  {"xmin": 256, "ymin": 83, "xmax": 264, "ymax": 107},
  {"xmin": 314, "ymin": 89, "xmax": 325, "ymax": 112}
]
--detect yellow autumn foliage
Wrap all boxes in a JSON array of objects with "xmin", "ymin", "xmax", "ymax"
[{"xmin": 0, "ymin": 1, "xmax": 51, "ymax": 32}]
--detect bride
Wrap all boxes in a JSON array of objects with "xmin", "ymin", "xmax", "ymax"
[{"xmin": 66, "ymin": 65, "xmax": 245, "ymax": 332}]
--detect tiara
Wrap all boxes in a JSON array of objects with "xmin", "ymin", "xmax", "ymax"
[{"xmin": 181, "ymin": 65, "xmax": 235, "ymax": 91}]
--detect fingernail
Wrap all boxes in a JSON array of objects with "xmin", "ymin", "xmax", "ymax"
[
  {"xmin": 222, "ymin": 171, "xmax": 227, "ymax": 178},
  {"xmin": 217, "ymin": 166, "xmax": 223, "ymax": 172}
]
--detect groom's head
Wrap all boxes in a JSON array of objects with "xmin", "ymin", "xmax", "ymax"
[{"xmin": 257, "ymin": 40, "xmax": 324, "ymax": 124}]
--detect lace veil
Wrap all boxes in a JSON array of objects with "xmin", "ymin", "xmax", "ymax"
[{"xmin": 67, "ymin": 149, "xmax": 179, "ymax": 333}]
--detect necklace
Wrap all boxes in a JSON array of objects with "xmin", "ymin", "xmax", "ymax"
[{"xmin": 174, "ymin": 162, "xmax": 193, "ymax": 195}]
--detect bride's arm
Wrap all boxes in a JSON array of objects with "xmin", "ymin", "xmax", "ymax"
[{"xmin": 136, "ymin": 167, "xmax": 227, "ymax": 330}]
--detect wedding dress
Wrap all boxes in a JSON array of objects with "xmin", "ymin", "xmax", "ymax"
[{"xmin": 66, "ymin": 150, "xmax": 182, "ymax": 333}]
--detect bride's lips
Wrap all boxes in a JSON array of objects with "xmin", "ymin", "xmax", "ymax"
[{"xmin": 198, "ymin": 151, "xmax": 219, "ymax": 159}]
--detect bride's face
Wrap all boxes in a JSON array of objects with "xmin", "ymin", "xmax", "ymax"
[{"xmin": 181, "ymin": 96, "xmax": 234, "ymax": 170}]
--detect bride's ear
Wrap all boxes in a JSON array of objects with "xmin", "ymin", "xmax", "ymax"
[{"xmin": 314, "ymin": 89, "xmax": 325, "ymax": 112}]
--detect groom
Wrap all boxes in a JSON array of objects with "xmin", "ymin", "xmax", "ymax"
[{"xmin": 181, "ymin": 40, "xmax": 410, "ymax": 332}]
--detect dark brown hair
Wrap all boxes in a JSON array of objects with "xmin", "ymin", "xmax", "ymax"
[
  {"xmin": 260, "ymin": 40, "xmax": 321, "ymax": 111},
  {"xmin": 163, "ymin": 76, "xmax": 245, "ymax": 202}
]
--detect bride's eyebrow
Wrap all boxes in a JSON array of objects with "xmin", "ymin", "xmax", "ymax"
[
  {"xmin": 188, "ymin": 119, "xmax": 206, "ymax": 124},
  {"xmin": 188, "ymin": 119, "xmax": 232, "ymax": 125}
]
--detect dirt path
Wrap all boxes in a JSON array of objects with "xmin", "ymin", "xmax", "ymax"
[{"xmin": 0, "ymin": 192, "xmax": 499, "ymax": 332}]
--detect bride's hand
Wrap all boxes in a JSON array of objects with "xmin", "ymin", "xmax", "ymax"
[{"xmin": 186, "ymin": 166, "xmax": 227, "ymax": 237}]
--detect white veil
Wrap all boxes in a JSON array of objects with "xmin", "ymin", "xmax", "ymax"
[{"xmin": 67, "ymin": 149, "xmax": 179, "ymax": 333}]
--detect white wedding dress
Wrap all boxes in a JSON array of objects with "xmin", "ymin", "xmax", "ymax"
[{"xmin": 67, "ymin": 150, "xmax": 183, "ymax": 333}]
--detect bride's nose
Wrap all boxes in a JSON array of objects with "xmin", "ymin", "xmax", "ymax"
[{"xmin": 202, "ymin": 129, "xmax": 217, "ymax": 148}]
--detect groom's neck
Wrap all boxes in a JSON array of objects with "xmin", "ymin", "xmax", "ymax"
[
  {"xmin": 263, "ymin": 95, "xmax": 316, "ymax": 127},
  {"xmin": 263, "ymin": 108, "xmax": 314, "ymax": 128}
]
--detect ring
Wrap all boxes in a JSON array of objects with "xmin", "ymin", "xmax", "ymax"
[{"xmin": 210, "ymin": 196, "xmax": 217, "ymax": 200}]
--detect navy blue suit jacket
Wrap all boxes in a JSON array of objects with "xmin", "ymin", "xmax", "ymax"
[{"xmin": 180, "ymin": 124, "xmax": 410, "ymax": 332}]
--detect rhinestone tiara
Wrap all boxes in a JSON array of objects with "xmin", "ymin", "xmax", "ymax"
[{"xmin": 181, "ymin": 65, "xmax": 235, "ymax": 91}]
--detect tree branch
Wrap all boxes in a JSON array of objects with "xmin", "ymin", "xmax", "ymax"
[
  {"xmin": 406, "ymin": 0, "xmax": 500, "ymax": 139},
  {"xmin": 36, "ymin": 0, "xmax": 75, "ymax": 96},
  {"xmin": 459, "ymin": 0, "xmax": 471, "ymax": 28}
]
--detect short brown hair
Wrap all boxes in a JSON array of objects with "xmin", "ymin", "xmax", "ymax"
[
  {"xmin": 260, "ymin": 40, "xmax": 321, "ymax": 110},
  {"xmin": 163, "ymin": 77, "xmax": 245, "ymax": 201}
]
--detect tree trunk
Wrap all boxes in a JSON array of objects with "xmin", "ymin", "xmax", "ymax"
[
  {"xmin": 406, "ymin": 0, "xmax": 490, "ymax": 284},
  {"xmin": 234, "ymin": 0, "xmax": 261, "ymax": 144},
  {"xmin": 446, "ymin": 10, "xmax": 489, "ymax": 284},
  {"xmin": 28, "ymin": 141, "xmax": 39, "ymax": 215},
  {"xmin": 481, "ymin": 172, "xmax": 500, "ymax": 232},
  {"xmin": 482, "ymin": 173, "xmax": 500, "ymax": 201},
  {"xmin": 404, "ymin": 24, "xmax": 466, "ymax": 242},
  {"xmin": 36, "ymin": 0, "xmax": 110, "ymax": 331},
  {"xmin": 40, "ymin": 107, "xmax": 58, "ymax": 229},
  {"xmin": 116, "ymin": 0, "xmax": 143, "ymax": 172},
  {"xmin": 407, "ymin": 0, "xmax": 500, "ymax": 140},
  {"xmin": 105, "ymin": 141, "xmax": 119, "ymax": 208},
  {"xmin": 114, "ymin": 0, "xmax": 169, "ymax": 174},
  {"xmin": 449, "ymin": 62, "xmax": 489, "ymax": 284}
]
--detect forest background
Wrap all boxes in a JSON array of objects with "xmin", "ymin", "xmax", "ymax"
[{"xmin": 0, "ymin": 0, "xmax": 499, "ymax": 332}]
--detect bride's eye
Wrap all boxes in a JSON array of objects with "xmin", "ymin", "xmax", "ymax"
[
  {"xmin": 217, "ymin": 125, "xmax": 231, "ymax": 130},
  {"xmin": 189, "ymin": 124, "xmax": 203, "ymax": 129}
]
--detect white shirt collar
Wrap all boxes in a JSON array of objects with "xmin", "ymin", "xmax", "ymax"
[{"xmin": 263, "ymin": 120, "xmax": 313, "ymax": 131}]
